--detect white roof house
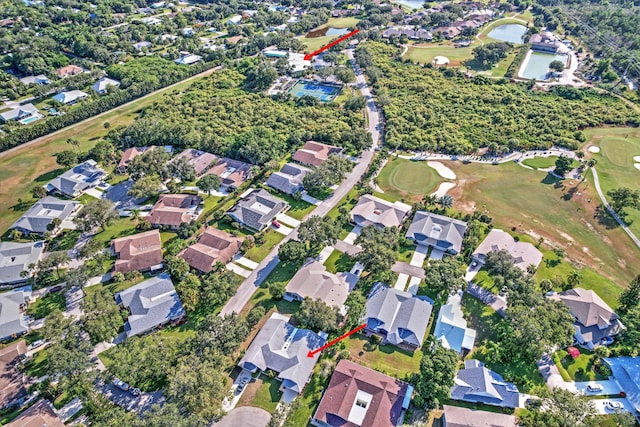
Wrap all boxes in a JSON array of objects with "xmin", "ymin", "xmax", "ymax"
[
  {"xmin": 227, "ymin": 15, "xmax": 242, "ymax": 25},
  {"xmin": 0, "ymin": 287, "xmax": 32, "ymax": 341},
  {"xmin": 433, "ymin": 291, "xmax": 476, "ymax": 353},
  {"xmin": 91, "ymin": 77, "xmax": 120, "ymax": 94},
  {"xmin": 0, "ymin": 242, "xmax": 45, "ymax": 285},
  {"xmin": 19, "ymin": 75, "xmax": 50, "ymax": 85},
  {"xmin": 52, "ymin": 90, "xmax": 88, "ymax": 104},
  {"xmin": 174, "ymin": 53, "xmax": 202, "ymax": 65},
  {"xmin": 0, "ymin": 104, "xmax": 41, "ymax": 123}
]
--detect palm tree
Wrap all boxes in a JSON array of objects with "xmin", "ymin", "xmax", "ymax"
[
  {"xmin": 438, "ymin": 195, "xmax": 453, "ymax": 209},
  {"xmin": 8, "ymin": 229, "xmax": 22, "ymax": 240}
]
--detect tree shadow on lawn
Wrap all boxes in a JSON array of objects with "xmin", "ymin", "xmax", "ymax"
[
  {"xmin": 594, "ymin": 204, "xmax": 622, "ymax": 230},
  {"xmin": 540, "ymin": 173, "xmax": 561, "ymax": 186},
  {"xmin": 34, "ymin": 168, "xmax": 65, "ymax": 183}
]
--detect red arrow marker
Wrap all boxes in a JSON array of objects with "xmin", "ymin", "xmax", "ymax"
[
  {"xmin": 303, "ymin": 29, "xmax": 360, "ymax": 60},
  {"xmin": 307, "ymin": 323, "xmax": 366, "ymax": 358}
]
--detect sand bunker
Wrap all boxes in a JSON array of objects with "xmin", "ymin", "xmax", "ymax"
[
  {"xmin": 588, "ymin": 146, "xmax": 600, "ymax": 153},
  {"xmin": 431, "ymin": 182, "xmax": 456, "ymax": 198},
  {"xmin": 427, "ymin": 161, "xmax": 457, "ymax": 180},
  {"xmin": 634, "ymin": 163, "xmax": 640, "ymax": 171},
  {"xmin": 433, "ymin": 56, "xmax": 450, "ymax": 66},
  {"xmin": 634, "ymin": 156, "xmax": 640, "ymax": 162}
]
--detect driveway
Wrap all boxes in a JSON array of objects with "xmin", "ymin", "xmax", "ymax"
[
  {"xmin": 575, "ymin": 380, "xmax": 621, "ymax": 395},
  {"xmin": 409, "ymin": 245, "xmax": 428, "ymax": 268},
  {"xmin": 466, "ymin": 283, "xmax": 506, "ymax": 316},
  {"xmin": 104, "ymin": 180, "xmax": 149, "ymax": 210},
  {"xmin": 276, "ymin": 213, "xmax": 300, "ymax": 228},
  {"xmin": 394, "ymin": 273, "xmax": 409, "ymax": 291},
  {"xmin": 429, "ymin": 248, "xmax": 444, "ymax": 260},
  {"xmin": 592, "ymin": 398, "xmax": 634, "ymax": 415},
  {"xmin": 343, "ymin": 225, "xmax": 361, "ymax": 245},
  {"xmin": 213, "ymin": 407, "xmax": 270, "ymax": 427},
  {"xmin": 64, "ymin": 286, "xmax": 85, "ymax": 320},
  {"xmin": 391, "ymin": 261, "xmax": 425, "ymax": 279}
]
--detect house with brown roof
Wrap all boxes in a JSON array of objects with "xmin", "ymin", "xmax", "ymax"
[
  {"xmin": 178, "ymin": 227, "xmax": 243, "ymax": 273},
  {"xmin": 311, "ymin": 359, "xmax": 413, "ymax": 427},
  {"xmin": 111, "ymin": 230, "xmax": 163, "ymax": 273},
  {"xmin": 550, "ymin": 288, "xmax": 624, "ymax": 349},
  {"xmin": 117, "ymin": 146, "xmax": 154, "ymax": 172},
  {"xmin": 0, "ymin": 341, "xmax": 27, "ymax": 410},
  {"xmin": 285, "ymin": 260, "xmax": 357, "ymax": 311},
  {"xmin": 6, "ymin": 399, "xmax": 65, "ymax": 427},
  {"xmin": 55, "ymin": 65, "xmax": 84, "ymax": 78},
  {"xmin": 147, "ymin": 194, "xmax": 202, "ymax": 229},
  {"xmin": 172, "ymin": 149, "xmax": 217, "ymax": 176},
  {"xmin": 292, "ymin": 141, "xmax": 343, "ymax": 167},
  {"xmin": 204, "ymin": 157, "xmax": 252, "ymax": 190},
  {"xmin": 350, "ymin": 195, "xmax": 411, "ymax": 229}
]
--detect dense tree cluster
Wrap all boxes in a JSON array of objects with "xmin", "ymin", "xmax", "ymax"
[
  {"xmin": 413, "ymin": 342, "xmax": 459, "ymax": 408},
  {"xmin": 357, "ymin": 42, "xmax": 639, "ymax": 154},
  {"xmin": 471, "ymin": 42, "xmax": 513, "ymax": 68}
]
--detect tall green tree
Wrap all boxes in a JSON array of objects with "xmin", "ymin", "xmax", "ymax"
[
  {"xmin": 413, "ymin": 342, "xmax": 459, "ymax": 408},
  {"xmin": 73, "ymin": 199, "xmax": 118, "ymax": 232},
  {"xmin": 296, "ymin": 298, "xmax": 341, "ymax": 332},
  {"xmin": 82, "ymin": 287, "xmax": 125, "ymax": 344}
]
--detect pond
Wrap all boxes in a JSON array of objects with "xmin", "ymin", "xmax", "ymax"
[
  {"xmin": 305, "ymin": 27, "xmax": 350, "ymax": 38},
  {"xmin": 519, "ymin": 51, "xmax": 568, "ymax": 80},
  {"xmin": 487, "ymin": 24, "xmax": 528, "ymax": 44},
  {"xmin": 392, "ymin": 0, "xmax": 426, "ymax": 9}
]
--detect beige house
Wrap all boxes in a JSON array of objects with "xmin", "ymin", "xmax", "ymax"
[
  {"xmin": 284, "ymin": 260, "xmax": 357, "ymax": 311},
  {"xmin": 350, "ymin": 195, "xmax": 411, "ymax": 228},
  {"xmin": 472, "ymin": 229, "xmax": 543, "ymax": 271}
]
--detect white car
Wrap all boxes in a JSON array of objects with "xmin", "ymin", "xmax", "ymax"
[
  {"xmin": 586, "ymin": 383, "xmax": 603, "ymax": 393},
  {"xmin": 605, "ymin": 401, "xmax": 623, "ymax": 411}
]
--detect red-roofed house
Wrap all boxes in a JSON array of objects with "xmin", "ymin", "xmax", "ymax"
[
  {"xmin": 292, "ymin": 141, "xmax": 343, "ymax": 167},
  {"xmin": 311, "ymin": 360, "xmax": 412, "ymax": 427},
  {"xmin": 147, "ymin": 194, "xmax": 202, "ymax": 229},
  {"xmin": 178, "ymin": 227, "xmax": 243, "ymax": 273},
  {"xmin": 55, "ymin": 65, "xmax": 84, "ymax": 78},
  {"xmin": 111, "ymin": 229, "xmax": 163, "ymax": 273}
]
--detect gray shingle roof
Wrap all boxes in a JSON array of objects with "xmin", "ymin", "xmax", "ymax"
[
  {"xmin": 238, "ymin": 313, "xmax": 325, "ymax": 393},
  {"xmin": 451, "ymin": 360, "xmax": 521, "ymax": 408},
  {"xmin": 442, "ymin": 405, "xmax": 517, "ymax": 427},
  {"xmin": 350, "ymin": 195, "xmax": 411, "ymax": 228},
  {"xmin": 0, "ymin": 242, "xmax": 45, "ymax": 285},
  {"xmin": 10, "ymin": 196, "xmax": 80, "ymax": 234},
  {"xmin": 46, "ymin": 160, "xmax": 106, "ymax": 197},
  {"xmin": 365, "ymin": 284, "xmax": 433, "ymax": 349},
  {"xmin": 406, "ymin": 211, "xmax": 467, "ymax": 254},
  {"xmin": 115, "ymin": 274, "xmax": 185, "ymax": 337},
  {"xmin": 225, "ymin": 189, "xmax": 288, "ymax": 231},
  {"xmin": 472, "ymin": 229, "xmax": 543, "ymax": 271},
  {"xmin": 266, "ymin": 163, "xmax": 310, "ymax": 195},
  {"xmin": 0, "ymin": 287, "xmax": 31, "ymax": 340},
  {"xmin": 0, "ymin": 103, "xmax": 39, "ymax": 122},
  {"xmin": 285, "ymin": 260, "xmax": 356, "ymax": 309}
]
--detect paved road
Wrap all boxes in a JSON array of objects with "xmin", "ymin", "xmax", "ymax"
[
  {"xmin": 220, "ymin": 48, "xmax": 381, "ymax": 316},
  {"xmin": 0, "ymin": 66, "xmax": 222, "ymax": 160},
  {"xmin": 391, "ymin": 261, "xmax": 425, "ymax": 279},
  {"xmin": 590, "ymin": 168, "xmax": 640, "ymax": 250},
  {"xmin": 213, "ymin": 407, "xmax": 271, "ymax": 427}
]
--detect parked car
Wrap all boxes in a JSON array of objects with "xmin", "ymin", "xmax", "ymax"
[
  {"xmin": 112, "ymin": 379, "xmax": 130, "ymax": 391},
  {"xmin": 129, "ymin": 387, "xmax": 141, "ymax": 396},
  {"xmin": 240, "ymin": 377, "xmax": 249, "ymax": 386},
  {"xmin": 271, "ymin": 220, "xmax": 281, "ymax": 228},
  {"xmin": 27, "ymin": 340, "xmax": 46, "ymax": 351},
  {"xmin": 605, "ymin": 401, "xmax": 623, "ymax": 410},
  {"xmin": 586, "ymin": 383, "xmax": 603, "ymax": 393}
]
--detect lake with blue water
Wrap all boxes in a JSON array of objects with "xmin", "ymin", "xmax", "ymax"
[
  {"xmin": 393, "ymin": 0, "xmax": 426, "ymax": 9},
  {"xmin": 487, "ymin": 24, "xmax": 528, "ymax": 44},
  {"xmin": 519, "ymin": 52, "xmax": 568, "ymax": 80}
]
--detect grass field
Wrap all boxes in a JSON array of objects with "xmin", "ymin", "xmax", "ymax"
[
  {"xmin": 376, "ymin": 157, "xmax": 443, "ymax": 202},
  {"xmin": 344, "ymin": 333, "xmax": 422, "ymax": 379},
  {"xmin": 0, "ymin": 69, "xmax": 217, "ymax": 234},
  {"xmin": 553, "ymin": 349, "xmax": 606, "ymax": 382},
  {"xmin": 298, "ymin": 17, "xmax": 359, "ymax": 53},
  {"xmin": 448, "ymin": 161, "xmax": 637, "ymax": 290},
  {"xmin": 323, "ymin": 250, "xmax": 356, "ymax": 273},
  {"xmin": 522, "ymin": 156, "xmax": 580, "ymax": 170},
  {"xmin": 584, "ymin": 127, "xmax": 640, "ymax": 239},
  {"xmin": 26, "ymin": 292, "xmax": 66, "ymax": 319},
  {"xmin": 244, "ymin": 229, "xmax": 285, "ymax": 263},
  {"xmin": 236, "ymin": 375, "xmax": 282, "ymax": 413}
]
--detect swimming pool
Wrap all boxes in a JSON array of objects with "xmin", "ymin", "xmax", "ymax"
[
  {"xmin": 288, "ymin": 80, "xmax": 342, "ymax": 102},
  {"xmin": 20, "ymin": 114, "xmax": 43, "ymax": 124}
]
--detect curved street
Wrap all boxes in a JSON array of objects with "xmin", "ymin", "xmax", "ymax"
[{"xmin": 220, "ymin": 46, "xmax": 382, "ymax": 316}]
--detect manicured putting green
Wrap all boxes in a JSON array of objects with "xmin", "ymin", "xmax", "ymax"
[{"xmin": 377, "ymin": 158, "xmax": 441, "ymax": 201}]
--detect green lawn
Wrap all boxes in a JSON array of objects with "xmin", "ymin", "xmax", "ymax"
[
  {"xmin": 403, "ymin": 45, "xmax": 474, "ymax": 67},
  {"xmin": 522, "ymin": 156, "xmax": 580, "ymax": 170},
  {"xmin": 344, "ymin": 334, "xmax": 421, "ymax": 379},
  {"xmin": 0, "ymin": 69, "xmax": 216, "ymax": 234},
  {"xmin": 298, "ymin": 17, "xmax": 360, "ymax": 53},
  {"xmin": 240, "ymin": 264, "xmax": 300, "ymax": 317},
  {"xmin": 376, "ymin": 157, "xmax": 443, "ymax": 202},
  {"xmin": 461, "ymin": 293, "xmax": 501, "ymax": 343},
  {"xmin": 584, "ymin": 127, "xmax": 640, "ymax": 239},
  {"xmin": 91, "ymin": 217, "xmax": 141, "ymax": 247},
  {"xmin": 553, "ymin": 349, "xmax": 607, "ymax": 382},
  {"xmin": 260, "ymin": 186, "xmax": 315, "ymax": 220},
  {"xmin": 22, "ymin": 348, "xmax": 49, "ymax": 378},
  {"xmin": 26, "ymin": 292, "xmax": 66, "ymax": 319},
  {"xmin": 323, "ymin": 250, "xmax": 356, "ymax": 273},
  {"xmin": 451, "ymin": 161, "xmax": 637, "ymax": 291},
  {"xmin": 244, "ymin": 230, "xmax": 285, "ymax": 263},
  {"xmin": 236, "ymin": 375, "xmax": 282, "ymax": 413},
  {"xmin": 47, "ymin": 229, "xmax": 82, "ymax": 251},
  {"xmin": 287, "ymin": 364, "xmax": 329, "ymax": 427}
]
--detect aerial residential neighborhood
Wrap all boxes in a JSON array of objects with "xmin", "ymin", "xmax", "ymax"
[{"xmin": 0, "ymin": 0, "xmax": 639, "ymax": 426}]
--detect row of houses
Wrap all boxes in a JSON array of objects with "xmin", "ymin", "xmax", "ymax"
[{"xmin": 1, "ymin": 77, "xmax": 121, "ymax": 125}]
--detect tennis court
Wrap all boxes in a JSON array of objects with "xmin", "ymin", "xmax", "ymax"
[{"xmin": 288, "ymin": 79, "xmax": 342, "ymax": 102}]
